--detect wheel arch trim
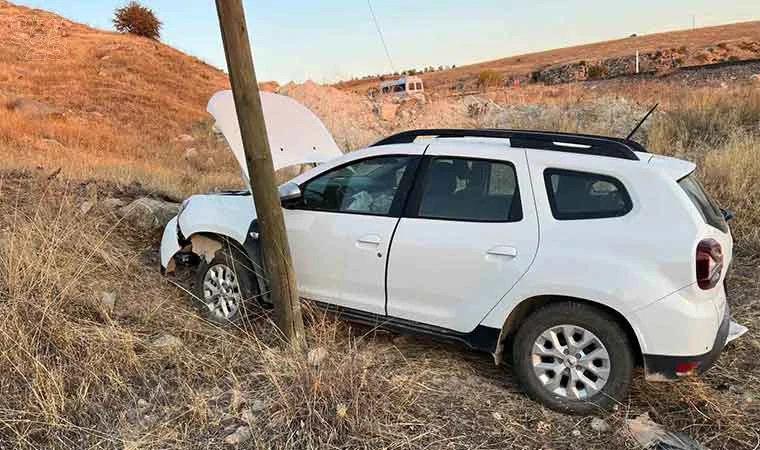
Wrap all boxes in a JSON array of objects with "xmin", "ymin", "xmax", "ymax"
[{"xmin": 491, "ymin": 294, "xmax": 646, "ymax": 365}]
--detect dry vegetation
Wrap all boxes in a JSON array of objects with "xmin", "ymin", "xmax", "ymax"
[{"xmin": 1, "ymin": 1, "xmax": 760, "ymax": 449}]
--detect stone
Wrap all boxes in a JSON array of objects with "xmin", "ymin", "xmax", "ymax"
[
  {"xmin": 590, "ymin": 417, "xmax": 610, "ymax": 432},
  {"xmin": 150, "ymin": 334, "xmax": 183, "ymax": 350},
  {"xmin": 249, "ymin": 399, "xmax": 266, "ymax": 412},
  {"xmin": 751, "ymin": 74, "xmax": 760, "ymax": 84},
  {"xmin": 491, "ymin": 411, "xmax": 503, "ymax": 421},
  {"xmin": 223, "ymin": 426, "xmax": 251, "ymax": 446},
  {"xmin": 79, "ymin": 200, "xmax": 94, "ymax": 214},
  {"xmin": 41, "ymin": 138, "xmax": 63, "ymax": 147},
  {"xmin": 102, "ymin": 198, "xmax": 125, "ymax": 209},
  {"xmin": 118, "ymin": 197, "xmax": 180, "ymax": 230},
  {"xmin": 307, "ymin": 347, "xmax": 328, "ymax": 366},
  {"xmin": 6, "ymin": 98, "xmax": 62, "ymax": 116},
  {"xmin": 378, "ymin": 103, "xmax": 398, "ymax": 121},
  {"xmin": 183, "ymin": 147, "xmax": 199, "ymax": 160},
  {"xmin": 137, "ymin": 398, "xmax": 150, "ymax": 410},
  {"xmin": 100, "ymin": 291, "xmax": 116, "ymax": 312}
]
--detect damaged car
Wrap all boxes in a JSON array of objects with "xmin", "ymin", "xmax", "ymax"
[{"xmin": 161, "ymin": 90, "xmax": 746, "ymax": 414}]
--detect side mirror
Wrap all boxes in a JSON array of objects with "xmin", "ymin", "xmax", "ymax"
[{"xmin": 278, "ymin": 182, "xmax": 302, "ymax": 204}]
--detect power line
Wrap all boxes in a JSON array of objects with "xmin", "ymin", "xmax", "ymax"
[{"xmin": 367, "ymin": 0, "xmax": 396, "ymax": 74}]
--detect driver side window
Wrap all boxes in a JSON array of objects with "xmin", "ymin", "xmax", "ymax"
[{"xmin": 301, "ymin": 155, "xmax": 413, "ymax": 216}]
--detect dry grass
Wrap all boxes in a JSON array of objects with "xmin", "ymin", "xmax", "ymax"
[
  {"xmin": 2, "ymin": 2, "xmax": 760, "ymax": 448},
  {"xmin": 1, "ymin": 167, "xmax": 758, "ymax": 449}
]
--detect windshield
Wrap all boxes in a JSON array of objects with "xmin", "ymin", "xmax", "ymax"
[{"xmin": 678, "ymin": 173, "xmax": 728, "ymax": 233}]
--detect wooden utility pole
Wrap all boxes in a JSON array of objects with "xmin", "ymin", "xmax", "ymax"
[{"xmin": 215, "ymin": 0, "xmax": 304, "ymax": 346}]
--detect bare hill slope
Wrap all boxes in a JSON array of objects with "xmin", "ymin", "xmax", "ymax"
[{"xmin": 337, "ymin": 20, "xmax": 760, "ymax": 93}]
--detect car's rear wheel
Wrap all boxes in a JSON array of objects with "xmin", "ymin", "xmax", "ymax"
[
  {"xmin": 193, "ymin": 243, "xmax": 260, "ymax": 325},
  {"xmin": 512, "ymin": 302, "xmax": 634, "ymax": 414}
]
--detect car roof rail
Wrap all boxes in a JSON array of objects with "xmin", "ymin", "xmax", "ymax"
[{"xmin": 370, "ymin": 128, "xmax": 643, "ymax": 161}]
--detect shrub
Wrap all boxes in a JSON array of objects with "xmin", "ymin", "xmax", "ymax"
[
  {"xmin": 113, "ymin": 1, "xmax": 161, "ymax": 40},
  {"xmin": 477, "ymin": 70, "xmax": 502, "ymax": 89},
  {"xmin": 587, "ymin": 64, "xmax": 608, "ymax": 79}
]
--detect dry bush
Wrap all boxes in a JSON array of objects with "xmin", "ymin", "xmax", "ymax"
[
  {"xmin": 113, "ymin": 1, "xmax": 161, "ymax": 40},
  {"xmin": 477, "ymin": 70, "xmax": 502, "ymax": 89}
]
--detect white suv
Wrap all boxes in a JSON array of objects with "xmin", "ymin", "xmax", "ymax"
[{"xmin": 161, "ymin": 93, "xmax": 742, "ymax": 414}]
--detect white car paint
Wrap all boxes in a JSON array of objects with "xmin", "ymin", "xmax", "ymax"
[
  {"xmin": 160, "ymin": 93, "xmax": 739, "ymax": 375},
  {"xmin": 207, "ymin": 90, "xmax": 343, "ymax": 187},
  {"xmin": 386, "ymin": 140, "xmax": 539, "ymax": 332}
]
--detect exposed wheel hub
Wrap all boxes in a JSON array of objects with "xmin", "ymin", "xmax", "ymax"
[{"xmin": 531, "ymin": 324, "xmax": 611, "ymax": 400}]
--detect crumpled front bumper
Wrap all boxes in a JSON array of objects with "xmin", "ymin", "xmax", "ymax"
[
  {"xmin": 643, "ymin": 303, "xmax": 745, "ymax": 381},
  {"xmin": 160, "ymin": 216, "xmax": 182, "ymax": 272}
]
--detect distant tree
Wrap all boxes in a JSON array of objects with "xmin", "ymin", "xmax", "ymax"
[{"xmin": 113, "ymin": 1, "xmax": 162, "ymax": 40}]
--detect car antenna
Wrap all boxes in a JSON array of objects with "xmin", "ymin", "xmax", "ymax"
[{"xmin": 625, "ymin": 103, "xmax": 658, "ymax": 140}]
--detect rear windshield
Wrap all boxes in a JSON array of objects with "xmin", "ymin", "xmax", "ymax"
[{"xmin": 678, "ymin": 173, "xmax": 728, "ymax": 233}]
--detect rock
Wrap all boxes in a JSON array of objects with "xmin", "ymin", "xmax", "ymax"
[
  {"xmin": 751, "ymin": 74, "xmax": 760, "ymax": 84},
  {"xmin": 175, "ymin": 134, "xmax": 194, "ymax": 143},
  {"xmin": 118, "ymin": 197, "xmax": 180, "ymax": 230},
  {"xmin": 249, "ymin": 399, "xmax": 266, "ymax": 412},
  {"xmin": 150, "ymin": 334, "xmax": 183, "ymax": 350},
  {"xmin": 100, "ymin": 291, "xmax": 116, "ymax": 312},
  {"xmin": 571, "ymin": 429, "xmax": 581, "ymax": 437},
  {"xmin": 79, "ymin": 200, "xmax": 95, "ymax": 214},
  {"xmin": 590, "ymin": 417, "xmax": 610, "ymax": 432},
  {"xmin": 102, "ymin": 197, "xmax": 125, "ymax": 209},
  {"xmin": 41, "ymin": 138, "xmax": 63, "ymax": 147},
  {"xmin": 491, "ymin": 411, "xmax": 503, "ymax": 421},
  {"xmin": 100, "ymin": 55, "xmax": 111, "ymax": 61},
  {"xmin": 627, "ymin": 412, "xmax": 706, "ymax": 449},
  {"xmin": 137, "ymin": 398, "xmax": 150, "ymax": 410},
  {"xmin": 307, "ymin": 347, "xmax": 328, "ymax": 367},
  {"xmin": 183, "ymin": 147, "xmax": 199, "ymax": 160},
  {"xmin": 240, "ymin": 409, "xmax": 256, "ymax": 424},
  {"xmin": 223, "ymin": 426, "xmax": 251, "ymax": 446},
  {"xmin": 378, "ymin": 103, "xmax": 398, "ymax": 121},
  {"xmin": 6, "ymin": 98, "xmax": 62, "ymax": 116}
]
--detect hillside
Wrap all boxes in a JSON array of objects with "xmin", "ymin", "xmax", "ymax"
[
  {"xmin": 336, "ymin": 20, "xmax": 760, "ymax": 94},
  {"xmin": 0, "ymin": 1, "xmax": 234, "ymax": 196}
]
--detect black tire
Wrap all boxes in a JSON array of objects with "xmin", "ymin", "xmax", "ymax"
[
  {"xmin": 512, "ymin": 302, "xmax": 634, "ymax": 414},
  {"xmin": 193, "ymin": 242, "xmax": 261, "ymax": 325}
]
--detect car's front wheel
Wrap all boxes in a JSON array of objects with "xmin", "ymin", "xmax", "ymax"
[
  {"xmin": 193, "ymin": 244, "xmax": 260, "ymax": 325},
  {"xmin": 512, "ymin": 302, "xmax": 634, "ymax": 414}
]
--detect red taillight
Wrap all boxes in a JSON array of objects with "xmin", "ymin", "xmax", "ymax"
[
  {"xmin": 675, "ymin": 361, "xmax": 700, "ymax": 376},
  {"xmin": 696, "ymin": 239, "xmax": 723, "ymax": 290}
]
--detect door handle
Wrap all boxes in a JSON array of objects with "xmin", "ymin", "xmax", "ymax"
[
  {"xmin": 356, "ymin": 234, "xmax": 382, "ymax": 246},
  {"xmin": 487, "ymin": 246, "xmax": 518, "ymax": 257}
]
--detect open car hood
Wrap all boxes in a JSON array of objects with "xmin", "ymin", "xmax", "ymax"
[{"xmin": 207, "ymin": 90, "xmax": 342, "ymax": 186}]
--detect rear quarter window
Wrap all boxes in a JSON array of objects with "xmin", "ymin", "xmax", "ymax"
[
  {"xmin": 678, "ymin": 173, "xmax": 728, "ymax": 233},
  {"xmin": 544, "ymin": 169, "xmax": 632, "ymax": 220}
]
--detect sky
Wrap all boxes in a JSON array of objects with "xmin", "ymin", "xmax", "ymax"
[{"xmin": 17, "ymin": 0, "xmax": 760, "ymax": 83}]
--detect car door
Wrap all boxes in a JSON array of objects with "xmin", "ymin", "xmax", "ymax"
[
  {"xmin": 386, "ymin": 140, "xmax": 538, "ymax": 332},
  {"xmin": 283, "ymin": 146, "xmax": 424, "ymax": 314}
]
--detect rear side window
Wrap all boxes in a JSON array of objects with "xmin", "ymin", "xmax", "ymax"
[
  {"xmin": 678, "ymin": 173, "xmax": 728, "ymax": 233},
  {"xmin": 544, "ymin": 169, "xmax": 632, "ymax": 220},
  {"xmin": 416, "ymin": 157, "xmax": 522, "ymax": 222}
]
